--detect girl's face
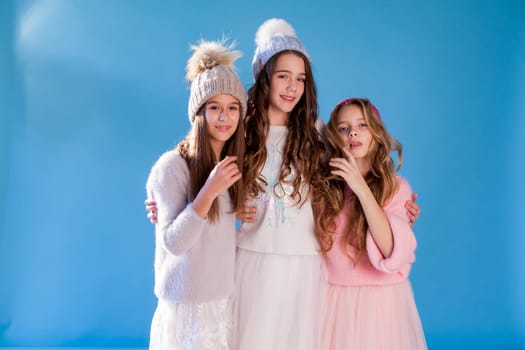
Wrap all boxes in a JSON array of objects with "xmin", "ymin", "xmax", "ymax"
[
  {"xmin": 205, "ymin": 94, "xmax": 241, "ymax": 157},
  {"xmin": 335, "ymin": 104, "xmax": 373, "ymax": 160},
  {"xmin": 268, "ymin": 53, "xmax": 306, "ymax": 120}
]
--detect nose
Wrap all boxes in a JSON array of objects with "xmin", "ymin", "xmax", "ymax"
[
  {"xmin": 287, "ymin": 79, "xmax": 297, "ymax": 92},
  {"xmin": 349, "ymin": 128, "xmax": 358, "ymax": 137},
  {"xmin": 218, "ymin": 111, "xmax": 226, "ymax": 121}
]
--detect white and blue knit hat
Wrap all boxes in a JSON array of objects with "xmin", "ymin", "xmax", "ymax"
[
  {"xmin": 187, "ymin": 40, "xmax": 247, "ymax": 124},
  {"xmin": 252, "ymin": 18, "xmax": 310, "ymax": 79}
]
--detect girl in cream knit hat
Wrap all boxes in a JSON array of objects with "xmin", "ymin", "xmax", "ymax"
[{"xmin": 146, "ymin": 39, "xmax": 246, "ymax": 350}]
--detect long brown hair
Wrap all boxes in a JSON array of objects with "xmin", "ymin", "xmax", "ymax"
[
  {"xmin": 243, "ymin": 50, "xmax": 324, "ymax": 204},
  {"xmin": 312, "ymin": 98, "xmax": 402, "ymax": 259},
  {"xmin": 177, "ymin": 103, "xmax": 246, "ymax": 222}
]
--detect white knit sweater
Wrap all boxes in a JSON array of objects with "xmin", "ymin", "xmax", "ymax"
[
  {"xmin": 236, "ymin": 126, "xmax": 319, "ymax": 255},
  {"xmin": 146, "ymin": 150, "xmax": 236, "ymax": 303}
]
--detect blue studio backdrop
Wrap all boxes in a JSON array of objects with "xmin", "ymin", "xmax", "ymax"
[{"xmin": 1, "ymin": 0, "xmax": 524, "ymax": 349}]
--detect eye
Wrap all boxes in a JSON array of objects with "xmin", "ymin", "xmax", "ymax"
[
  {"xmin": 229, "ymin": 105, "xmax": 239, "ymax": 111},
  {"xmin": 359, "ymin": 123, "xmax": 368, "ymax": 128},
  {"xmin": 207, "ymin": 105, "xmax": 219, "ymax": 111},
  {"xmin": 337, "ymin": 127, "xmax": 349, "ymax": 134},
  {"xmin": 297, "ymin": 77, "xmax": 306, "ymax": 83},
  {"xmin": 277, "ymin": 74, "xmax": 288, "ymax": 79}
]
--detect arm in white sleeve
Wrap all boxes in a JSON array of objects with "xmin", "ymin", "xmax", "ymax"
[{"xmin": 146, "ymin": 151, "xmax": 207, "ymax": 256}]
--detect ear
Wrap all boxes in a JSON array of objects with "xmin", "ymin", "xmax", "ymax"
[{"xmin": 258, "ymin": 59, "xmax": 264, "ymax": 73}]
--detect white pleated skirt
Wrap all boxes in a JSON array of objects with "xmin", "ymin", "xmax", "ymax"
[
  {"xmin": 149, "ymin": 297, "xmax": 233, "ymax": 350},
  {"xmin": 233, "ymin": 248, "xmax": 325, "ymax": 350}
]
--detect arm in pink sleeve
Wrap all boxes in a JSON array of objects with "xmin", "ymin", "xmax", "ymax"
[{"xmin": 366, "ymin": 177, "xmax": 417, "ymax": 273}]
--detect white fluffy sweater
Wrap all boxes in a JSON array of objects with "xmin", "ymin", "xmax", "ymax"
[{"xmin": 146, "ymin": 150, "xmax": 236, "ymax": 303}]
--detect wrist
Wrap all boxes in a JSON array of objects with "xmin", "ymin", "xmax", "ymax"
[
  {"xmin": 353, "ymin": 181, "xmax": 372, "ymax": 200},
  {"xmin": 202, "ymin": 181, "xmax": 220, "ymax": 200}
]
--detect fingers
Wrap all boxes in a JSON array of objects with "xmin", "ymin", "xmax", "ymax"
[
  {"xmin": 223, "ymin": 161, "xmax": 242, "ymax": 176},
  {"xmin": 405, "ymin": 199, "xmax": 421, "ymax": 224},
  {"xmin": 329, "ymin": 157, "xmax": 351, "ymax": 172},
  {"xmin": 145, "ymin": 199, "xmax": 157, "ymax": 208},
  {"xmin": 147, "ymin": 211, "xmax": 158, "ymax": 224},
  {"xmin": 146, "ymin": 203, "xmax": 157, "ymax": 213},
  {"xmin": 405, "ymin": 201, "xmax": 421, "ymax": 216},
  {"xmin": 342, "ymin": 147, "xmax": 358, "ymax": 166},
  {"xmin": 216, "ymin": 156, "xmax": 241, "ymax": 175},
  {"xmin": 406, "ymin": 210, "xmax": 416, "ymax": 224},
  {"xmin": 217, "ymin": 156, "xmax": 242, "ymax": 185},
  {"xmin": 223, "ymin": 163, "xmax": 242, "ymax": 185},
  {"xmin": 330, "ymin": 169, "xmax": 347, "ymax": 179},
  {"xmin": 217, "ymin": 155, "xmax": 237, "ymax": 168},
  {"xmin": 329, "ymin": 157, "xmax": 356, "ymax": 181},
  {"xmin": 145, "ymin": 198, "xmax": 158, "ymax": 224},
  {"xmin": 329, "ymin": 158, "xmax": 351, "ymax": 184},
  {"xmin": 229, "ymin": 170, "xmax": 242, "ymax": 185},
  {"xmin": 236, "ymin": 206, "xmax": 257, "ymax": 223}
]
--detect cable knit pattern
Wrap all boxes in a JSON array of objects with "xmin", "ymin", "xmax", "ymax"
[
  {"xmin": 236, "ymin": 126, "xmax": 319, "ymax": 255},
  {"xmin": 146, "ymin": 150, "xmax": 236, "ymax": 302},
  {"xmin": 323, "ymin": 176, "xmax": 417, "ymax": 286}
]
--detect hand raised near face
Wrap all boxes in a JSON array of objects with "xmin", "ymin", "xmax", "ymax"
[
  {"xmin": 329, "ymin": 147, "xmax": 368, "ymax": 196},
  {"xmin": 204, "ymin": 156, "xmax": 242, "ymax": 197}
]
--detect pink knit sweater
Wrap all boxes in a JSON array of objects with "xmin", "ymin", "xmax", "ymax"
[{"xmin": 322, "ymin": 176, "xmax": 417, "ymax": 286}]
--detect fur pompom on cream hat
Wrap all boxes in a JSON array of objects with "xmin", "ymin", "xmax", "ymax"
[
  {"xmin": 251, "ymin": 18, "xmax": 310, "ymax": 79},
  {"xmin": 186, "ymin": 39, "xmax": 247, "ymax": 123}
]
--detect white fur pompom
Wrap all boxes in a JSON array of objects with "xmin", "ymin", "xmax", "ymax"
[
  {"xmin": 255, "ymin": 18, "xmax": 296, "ymax": 46},
  {"xmin": 186, "ymin": 39, "xmax": 241, "ymax": 82}
]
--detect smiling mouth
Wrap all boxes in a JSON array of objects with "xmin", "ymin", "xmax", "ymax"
[
  {"xmin": 216, "ymin": 126, "xmax": 231, "ymax": 132},
  {"xmin": 281, "ymin": 95, "xmax": 295, "ymax": 102}
]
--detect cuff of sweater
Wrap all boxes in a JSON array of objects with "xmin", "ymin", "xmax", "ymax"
[
  {"xmin": 366, "ymin": 214, "xmax": 416, "ymax": 273},
  {"xmin": 162, "ymin": 203, "xmax": 208, "ymax": 256},
  {"xmin": 188, "ymin": 203, "xmax": 209, "ymax": 222}
]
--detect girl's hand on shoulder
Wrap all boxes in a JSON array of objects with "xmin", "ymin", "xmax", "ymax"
[
  {"xmin": 206, "ymin": 156, "xmax": 242, "ymax": 197},
  {"xmin": 145, "ymin": 199, "xmax": 158, "ymax": 224},
  {"xmin": 329, "ymin": 147, "xmax": 367, "ymax": 195},
  {"xmin": 405, "ymin": 193, "xmax": 420, "ymax": 228}
]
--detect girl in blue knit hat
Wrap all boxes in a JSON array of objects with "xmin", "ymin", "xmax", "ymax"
[
  {"xmin": 233, "ymin": 19, "xmax": 420, "ymax": 350},
  {"xmin": 231, "ymin": 18, "xmax": 326, "ymax": 350}
]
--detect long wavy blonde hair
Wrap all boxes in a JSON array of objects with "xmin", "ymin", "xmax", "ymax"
[{"xmin": 312, "ymin": 98, "xmax": 402, "ymax": 259}]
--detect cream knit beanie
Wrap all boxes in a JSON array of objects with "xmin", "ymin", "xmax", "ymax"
[{"xmin": 187, "ymin": 40, "xmax": 247, "ymax": 123}]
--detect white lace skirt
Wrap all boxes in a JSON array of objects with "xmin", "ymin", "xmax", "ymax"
[{"xmin": 149, "ymin": 297, "xmax": 233, "ymax": 350}]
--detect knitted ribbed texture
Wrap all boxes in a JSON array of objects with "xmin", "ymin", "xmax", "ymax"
[
  {"xmin": 146, "ymin": 150, "xmax": 237, "ymax": 302},
  {"xmin": 236, "ymin": 126, "xmax": 319, "ymax": 255},
  {"xmin": 188, "ymin": 64, "xmax": 247, "ymax": 124},
  {"xmin": 252, "ymin": 18, "xmax": 310, "ymax": 79}
]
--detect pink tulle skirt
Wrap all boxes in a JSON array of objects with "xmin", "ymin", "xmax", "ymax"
[{"xmin": 321, "ymin": 280, "xmax": 427, "ymax": 350}]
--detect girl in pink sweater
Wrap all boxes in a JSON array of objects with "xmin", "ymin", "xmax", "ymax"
[{"xmin": 312, "ymin": 97, "xmax": 427, "ymax": 349}]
